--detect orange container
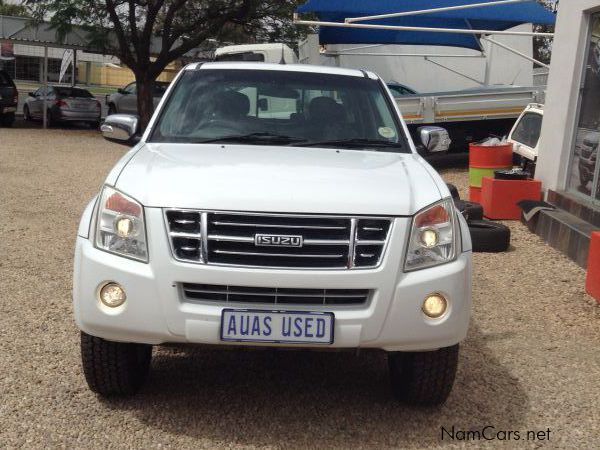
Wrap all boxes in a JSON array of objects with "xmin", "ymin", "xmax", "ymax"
[
  {"xmin": 469, "ymin": 143, "xmax": 514, "ymax": 168},
  {"xmin": 586, "ymin": 232, "xmax": 600, "ymax": 303},
  {"xmin": 481, "ymin": 177, "xmax": 542, "ymax": 220},
  {"xmin": 469, "ymin": 186, "xmax": 482, "ymax": 203}
]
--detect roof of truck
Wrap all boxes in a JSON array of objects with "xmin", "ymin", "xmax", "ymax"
[
  {"xmin": 185, "ymin": 62, "xmax": 379, "ymax": 80},
  {"xmin": 214, "ymin": 43, "xmax": 293, "ymax": 54}
]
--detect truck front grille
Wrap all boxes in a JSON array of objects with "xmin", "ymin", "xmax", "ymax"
[
  {"xmin": 165, "ymin": 210, "xmax": 392, "ymax": 269},
  {"xmin": 181, "ymin": 283, "xmax": 370, "ymax": 305}
]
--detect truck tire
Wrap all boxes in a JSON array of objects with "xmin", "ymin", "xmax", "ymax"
[
  {"xmin": 454, "ymin": 200, "xmax": 483, "ymax": 221},
  {"xmin": 388, "ymin": 344, "xmax": 459, "ymax": 406},
  {"xmin": 468, "ymin": 220, "xmax": 511, "ymax": 252},
  {"xmin": 80, "ymin": 331, "xmax": 152, "ymax": 397},
  {"xmin": 446, "ymin": 183, "xmax": 460, "ymax": 200},
  {"xmin": 23, "ymin": 105, "xmax": 31, "ymax": 121}
]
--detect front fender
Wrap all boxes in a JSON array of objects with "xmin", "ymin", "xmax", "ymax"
[{"xmin": 77, "ymin": 196, "xmax": 98, "ymax": 239}]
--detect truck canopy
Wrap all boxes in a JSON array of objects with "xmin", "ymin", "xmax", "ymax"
[{"xmin": 296, "ymin": 0, "xmax": 556, "ymax": 50}]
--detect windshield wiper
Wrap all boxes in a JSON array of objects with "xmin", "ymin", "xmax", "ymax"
[
  {"xmin": 193, "ymin": 132, "xmax": 306, "ymax": 144},
  {"xmin": 295, "ymin": 138, "xmax": 403, "ymax": 150}
]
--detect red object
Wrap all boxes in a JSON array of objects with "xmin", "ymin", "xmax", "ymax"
[
  {"xmin": 469, "ymin": 143, "xmax": 514, "ymax": 168},
  {"xmin": 55, "ymin": 99, "xmax": 68, "ymax": 108},
  {"xmin": 586, "ymin": 232, "xmax": 600, "ymax": 303},
  {"xmin": 480, "ymin": 177, "xmax": 542, "ymax": 220},
  {"xmin": 469, "ymin": 186, "xmax": 482, "ymax": 203}
]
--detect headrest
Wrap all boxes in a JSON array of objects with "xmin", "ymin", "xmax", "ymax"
[
  {"xmin": 309, "ymin": 96, "xmax": 344, "ymax": 122},
  {"xmin": 213, "ymin": 90, "xmax": 250, "ymax": 117}
]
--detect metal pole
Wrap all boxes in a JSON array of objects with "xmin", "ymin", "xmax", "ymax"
[
  {"xmin": 71, "ymin": 49, "xmax": 76, "ymax": 86},
  {"xmin": 43, "ymin": 45, "xmax": 48, "ymax": 129},
  {"xmin": 483, "ymin": 38, "xmax": 493, "ymax": 85},
  {"xmin": 328, "ymin": 44, "xmax": 384, "ymax": 53},
  {"xmin": 424, "ymin": 57, "xmax": 486, "ymax": 85},
  {"xmin": 345, "ymin": 0, "xmax": 528, "ymax": 23},
  {"xmin": 481, "ymin": 36, "xmax": 551, "ymax": 68},
  {"xmin": 294, "ymin": 19, "xmax": 555, "ymax": 37}
]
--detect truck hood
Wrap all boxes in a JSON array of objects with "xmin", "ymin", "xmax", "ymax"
[{"xmin": 114, "ymin": 143, "xmax": 442, "ymax": 216}]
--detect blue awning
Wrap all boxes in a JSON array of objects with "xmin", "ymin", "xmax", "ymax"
[{"xmin": 297, "ymin": 0, "xmax": 556, "ymax": 51}]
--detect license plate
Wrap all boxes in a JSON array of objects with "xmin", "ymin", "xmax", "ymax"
[
  {"xmin": 74, "ymin": 102, "xmax": 90, "ymax": 109},
  {"xmin": 220, "ymin": 309, "xmax": 334, "ymax": 344},
  {"xmin": 2, "ymin": 106, "xmax": 16, "ymax": 113}
]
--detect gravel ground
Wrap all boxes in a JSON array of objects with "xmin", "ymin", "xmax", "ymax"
[{"xmin": 0, "ymin": 128, "xmax": 599, "ymax": 449}]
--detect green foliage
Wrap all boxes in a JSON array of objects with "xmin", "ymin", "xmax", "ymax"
[
  {"xmin": 0, "ymin": 0, "xmax": 30, "ymax": 17},
  {"xmin": 23, "ymin": 1, "xmax": 306, "ymax": 126},
  {"xmin": 533, "ymin": 0, "xmax": 556, "ymax": 65}
]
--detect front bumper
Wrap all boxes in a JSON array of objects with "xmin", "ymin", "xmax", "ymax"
[
  {"xmin": 0, "ymin": 105, "xmax": 16, "ymax": 114},
  {"xmin": 74, "ymin": 208, "xmax": 472, "ymax": 351}
]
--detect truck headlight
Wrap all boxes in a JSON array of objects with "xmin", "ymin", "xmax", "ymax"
[
  {"xmin": 95, "ymin": 186, "xmax": 148, "ymax": 262},
  {"xmin": 404, "ymin": 198, "xmax": 457, "ymax": 271}
]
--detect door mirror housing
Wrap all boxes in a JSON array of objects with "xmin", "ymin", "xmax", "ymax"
[
  {"xmin": 257, "ymin": 98, "xmax": 268, "ymax": 111},
  {"xmin": 28, "ymin": 92, "xmax": 35, "ymax": 98},
  {"xmin": 417, "ymin": 126, "xmax": 451, "ymax": 153},
  {"xmin": 117, "ymin": 88, "xmax": 128, "ymax": 95},
  {"xmin": 101, "ymin": 114, "xmax": 141, "ymax": 145}
]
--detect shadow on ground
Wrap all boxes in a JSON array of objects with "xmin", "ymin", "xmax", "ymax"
[
  {"xmin": 102, "ymin": 324, "xmax": 527, "ymax": 447},
  {"xmin": 8, "ymin": 117, "xmax": 98, "ymax": 131}
]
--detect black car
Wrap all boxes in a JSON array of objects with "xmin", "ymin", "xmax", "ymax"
[{"xmin": 0, "ymin": 70, "xmax": 18, "ymax": 127}]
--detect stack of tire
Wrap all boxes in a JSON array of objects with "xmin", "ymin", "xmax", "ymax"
[{"xmin": 448, "ymin": 183, "xmax": 511, "ymax": 253}]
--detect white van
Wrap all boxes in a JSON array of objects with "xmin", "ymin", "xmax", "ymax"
[
  {"xmin": 508, "ymin": 103, "xmax": 544, "ymax": 173},
  {"xmin": 215, "ymin": 43, "xmax": 298, "ymax": 64}
]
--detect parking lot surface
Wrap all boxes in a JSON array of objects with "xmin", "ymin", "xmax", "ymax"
[{"xmin": 0, "ymin": 128, "xmax": 598, "ymax": 448}]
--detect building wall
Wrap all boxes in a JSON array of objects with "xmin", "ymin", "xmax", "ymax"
[
  {"xmin": 536, "ymin": 1, "xmax": 600, "ymax": 193},
  {"xmin": 4, "ymin": 44, "xmax": 180, "ymax": 86}
]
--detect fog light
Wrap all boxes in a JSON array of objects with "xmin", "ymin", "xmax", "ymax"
[
  {"xmin": 422, "ymin": 294, "xmax": 447, "ymax": 318},
  {"xmin": 419, "ymin": 228, "xmax": 439, "ymax": 248},
  {"xmin": 100, "ymin": 283, "xmax": 126, "ymax": 308}
]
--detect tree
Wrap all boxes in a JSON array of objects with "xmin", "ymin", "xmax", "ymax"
[
  {"xmin": 26, "ymin": 1, "xmax": 305, "ymax": 128},
  {"xmin": 533, "ymin": 0, "xmax": 557, "ymax": 65},
  {"xmin": 0, "ymin": 0, "xmax": 30, "ymax": 17}
]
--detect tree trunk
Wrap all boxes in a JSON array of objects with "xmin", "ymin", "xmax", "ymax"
[{"xmin": 136, "ymin": 73, "xmax": 155, "ymax": 131}]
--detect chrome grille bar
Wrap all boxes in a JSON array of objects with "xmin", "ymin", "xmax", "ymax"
[
  {"xmin": 164, "ymin": 210, "xmax": 392, "ymax": 269},
  {"xmin": 181, "ymin": 283, "xmax": 371, "ymax": 305}
]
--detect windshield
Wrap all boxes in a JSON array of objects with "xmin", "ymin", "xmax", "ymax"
[
  {"xmin": 55, "ymin": 87, "xmax": 94, "ymax": 98},
  {"xmin": 512, "ymin": 112, "xmax": 542, "ymax": 148},
  {"xmin": 150, "ymin": 69, "xmax": 408, "ymax": 152}
]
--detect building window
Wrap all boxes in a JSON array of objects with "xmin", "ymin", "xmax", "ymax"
[{"xmin": 568, "ymin": 12, "xmax": 600, "ymax": 201}]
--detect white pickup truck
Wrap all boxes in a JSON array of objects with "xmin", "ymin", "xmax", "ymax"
[{"xmin": 75, "ymin": 63, "xmax": 472, "ymax": 405}]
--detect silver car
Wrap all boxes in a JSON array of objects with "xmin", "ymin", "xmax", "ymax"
[
  {"xmin": 23, "ymin": 86, "xmax": 101, "ymax": 128},
  {"xmin": 105, "ymin": 81, "xmax": 169, "ymax": 116}
]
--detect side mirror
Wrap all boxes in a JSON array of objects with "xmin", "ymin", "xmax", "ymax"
[
  {"xmin": 417, "ymin": 126, "xmax": 451, "ymax": 153},
  {"xmin": 101, "ymin": 114, "xmax": 140, "ymax": 144},
  {"xmin": 258, "ymin": 98, "xmax": 268, "ymax": 111},
  {"xmin": 28, "ymin": 92, "xmax": 35, "ymax": 98},
  {"xmin": 117, "ymin": 88, "xmax": 127, "ymax": 95}
]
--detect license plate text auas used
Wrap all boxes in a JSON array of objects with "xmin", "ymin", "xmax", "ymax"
[{"xmin": 220, "ymin": 310, "xmax": 334, "ymax": 344}]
